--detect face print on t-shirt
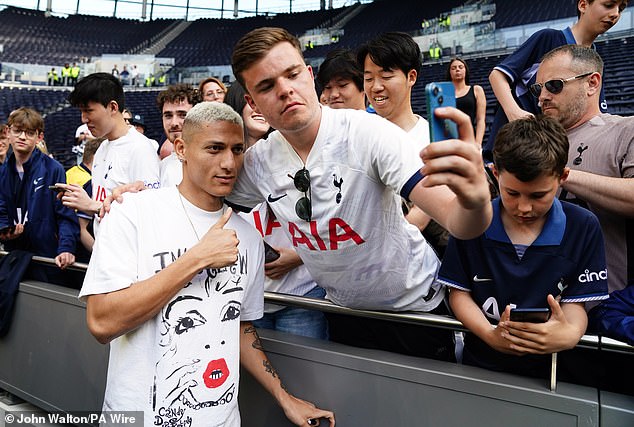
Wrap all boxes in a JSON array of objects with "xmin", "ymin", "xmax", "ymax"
[{"xmin": 152, "ymin": 267, "xmax": 245, "ymax": 427}]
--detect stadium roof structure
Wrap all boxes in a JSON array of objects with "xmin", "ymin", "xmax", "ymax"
[{"xmin": 1, "ymin": 0, "xmax": 372, "ymax": 20}]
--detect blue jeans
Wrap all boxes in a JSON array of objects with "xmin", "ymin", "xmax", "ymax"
[{"xmin": 253, "ymin": 286, "xmax": 329, "ymax": 340}]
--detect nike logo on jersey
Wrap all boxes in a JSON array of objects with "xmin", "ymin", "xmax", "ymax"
[
  {"xmin": 267, "ymin": 193, "xmax": 287, "ymax": 203},
  {"xmin": 33, "ymin": 177, "xmax": 43, "ymax": 186},
  {"xmin": 34, "ymin": 185, "xmax": 44, "ymax": 192},
  {"xmin": 473, "ymin": 275, "xmax": 492, "ymax": 282}
]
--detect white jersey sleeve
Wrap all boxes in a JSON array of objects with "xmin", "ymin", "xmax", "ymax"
[{"xmin": 129, "ymin": 137, "xmax": 161, "ymax": 189}]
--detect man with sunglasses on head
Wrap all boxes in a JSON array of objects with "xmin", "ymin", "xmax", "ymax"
[
  {"xmin": 225, "ymin": 27, "xmax": 492, "ymax": 360},
  {"xmin": 535, "ymin": 44, "xmax": 634, "ymax": 297},
  {"xmin": 485, "ymin": 0, "xmax": 627, "ymax": 159},
  {"xmin": 0, "ymin": 108, "xmax": 79, "ymax": 285}
]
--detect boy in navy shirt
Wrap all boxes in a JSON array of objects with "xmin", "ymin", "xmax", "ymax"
[{"xmin": 437, "ymin": 115, "xmax": 609, "ymax": 377}]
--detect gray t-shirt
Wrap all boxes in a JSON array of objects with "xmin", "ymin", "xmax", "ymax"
[{"xmin": 565, "ymin": 113, "xmax": 634, "ymax": 293}]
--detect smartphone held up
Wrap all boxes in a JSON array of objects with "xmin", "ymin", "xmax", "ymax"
[{"xmin": 425, "ymin": 82, "xmax": 459, "ymax": 142}]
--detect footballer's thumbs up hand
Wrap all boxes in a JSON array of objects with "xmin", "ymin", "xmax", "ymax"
[
  {"xmin": 196, "ymin": 207, "xmax": 240, "ymax": 269},
  {"xmin": 211, "ymin": 207, "xmax": 233, "ymax": 229}
]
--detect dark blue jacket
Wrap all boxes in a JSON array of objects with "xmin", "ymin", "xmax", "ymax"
[
  {"xmin": 588, "ymin": 286, "xmax": 634, "ymax": 346},
  {"xmin": 0, "ymin": 149, "xmax": 79, "ymax": 257}
]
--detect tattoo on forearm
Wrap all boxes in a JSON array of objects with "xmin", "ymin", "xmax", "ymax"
[
  {"xmin": 244, "ymin": 324, "xmax": 286, "ymax": 390},
  {"xmin": 263, "ymin": 359, "xmax": 278, "ymax": 378},
  {"xmin": 244, "ymin": 325, "xmax": 264, "ymax": 351},
  {"xmin": 263, "ymin": 360, "xmax": 288, "ymax": 391}
]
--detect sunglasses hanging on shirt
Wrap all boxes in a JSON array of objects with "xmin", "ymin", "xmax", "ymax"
[{"xmin": 288, "ymin": 168, "xmax": 312, "ymax": 221}]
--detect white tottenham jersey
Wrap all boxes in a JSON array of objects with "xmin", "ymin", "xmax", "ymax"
[
  {"xmin": 240, "ymin": 203, "xmax": 318, "ymax": 313},
  {"xmin": 91, "ymin": 127, "xmax": 160, "ymax": 234},
  {"xmin": 228, "ymin": 106, "xmax": 443, "ymax": 312}
]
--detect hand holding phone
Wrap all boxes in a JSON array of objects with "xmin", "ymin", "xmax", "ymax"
[
  {"xmin": 425, "ymin": 82, "xmax": 459, "ymax": 142},
  {"xmin": 509, "ymin": 307, "xmax": 551, "ymax": 323}
]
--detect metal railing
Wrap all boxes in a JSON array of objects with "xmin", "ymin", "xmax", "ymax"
[{"xmin": 2, "ymin": 250, "xmax": 632, "ymax": 390}]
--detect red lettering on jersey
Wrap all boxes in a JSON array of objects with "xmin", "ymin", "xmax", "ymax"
[
  {"xmin": 310, "ymin": 220, "xmax": 327, "ymax": 250},
  {"xmin": 289, "ymin": 222, "xmax": 316, "ymax": 250},
  {"xmin": 95, "ymin": 186, "xmax": 107, "ymax": 203},
  {"xmin": 252, "ymin": 211, "xmax": 265, "ymax": 236},
  {"xmin": 329, "ymin": 217, "xmax": 365, "ymax": 250},
  {"xmin": 265, "ymin": 215, "xmax": 282, "ymax": 236},
  {"xmin": 288, "ymin": 218, "xmax": 364, "ymax": 251}
]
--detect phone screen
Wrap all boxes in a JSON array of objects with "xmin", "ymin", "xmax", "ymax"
[{"xmin": 509, "ymin": 308, "xmax": 551, "ymax": 323}]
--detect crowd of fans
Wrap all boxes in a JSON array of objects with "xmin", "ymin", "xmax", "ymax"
[{"xmin": 0, "ymin": 0, "xmax": 632, "ymax": 424}]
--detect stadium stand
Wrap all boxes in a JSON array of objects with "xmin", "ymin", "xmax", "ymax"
[
  {"xmin": 0, "ymin": 6, "xmax": 175, "ymax": 64},
  {"xmin": 303, "ymin": 0, "xmax": 466, "ymax": 58},
  {"xmin": 0, "ymin": 87, "xmax": 68, "ymax": 122},
  {"xmin": 492, "ymin": 0, "xmax": 575, "ymax": 29},
  {"xmin": 596, "ymin": 36, "xmax": 634, "ymax": 116},
  {"xmin": 157, "ymin": 7, "xmax": 347, "ymax": 67},
  {"xmin": 413, "ymin": 35, "xmax": 634, "ymax": 134}
]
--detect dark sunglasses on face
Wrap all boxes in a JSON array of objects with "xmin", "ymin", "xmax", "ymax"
[
  {"xmin": 289, "ymin": 168, "xmax": 312, "ymax": 221},
  {"xmin": 529, "ymin": 72, "xmax": 593, "ymax": 98}
]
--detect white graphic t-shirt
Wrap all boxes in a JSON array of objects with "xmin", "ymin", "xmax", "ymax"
[{"xmin": 81, "ymin": 187, "xmax": 264, "ymax": 427}]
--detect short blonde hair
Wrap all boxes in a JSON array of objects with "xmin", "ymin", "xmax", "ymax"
[{"xmin": 182, "ymin": 101, "xmax": 243, "ymax": 142}]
